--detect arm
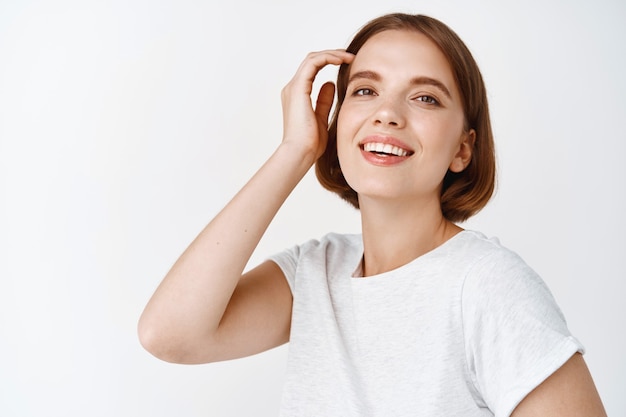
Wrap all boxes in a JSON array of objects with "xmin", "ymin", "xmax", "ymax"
[
  {"xmin": 511, "ymin": 353, "xmax": 606, "ymax": 417},
  {"xmin": 137, "ymin": 50, "xmax": 354, "ymax": 364}
]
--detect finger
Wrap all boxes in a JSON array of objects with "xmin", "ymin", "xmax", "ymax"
[
  {"xmin": 298, "ymin": 49, "xmax": 354, "ymax": 69},
  {"xmin": 292, "ymin": 50, "xmax": 354, "ymax": 93},
  {"xmin": 315, "ymin": 82, "xmax": 336, "ymax": 126},
  {"xmin": 299, "ymin": 50, "xmax": 354, "ymax": 77}
]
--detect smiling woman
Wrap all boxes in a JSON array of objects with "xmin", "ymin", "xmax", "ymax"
[
  {"xmin": 335, "ymin": 29, "xmax": 476, "ymax": 220},
  {"xmin": 318, "ymin": 17, "xmax": 495, "ymax": 224},
  {"xmin": 138, "ymin": 12, "xmax": 607, "ymax": 417}
]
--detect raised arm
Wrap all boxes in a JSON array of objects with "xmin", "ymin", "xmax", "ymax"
[{"xmin": 137, "ymin": 50, "xmax": 354, "ymax": 364}]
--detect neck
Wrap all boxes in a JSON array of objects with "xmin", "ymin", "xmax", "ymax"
[{"xmin": 358, "ymin": 196, "xmax": 462, "ymax": 277}]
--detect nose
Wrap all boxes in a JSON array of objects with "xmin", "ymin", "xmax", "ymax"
[{"xmin": 372, "ymin": 98, "xmax": 405, "ymax": 128}]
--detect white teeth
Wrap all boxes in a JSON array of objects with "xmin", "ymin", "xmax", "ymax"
[{"xmin": 363, "ymin": 142, "xmax": 409, "ymax": 157}]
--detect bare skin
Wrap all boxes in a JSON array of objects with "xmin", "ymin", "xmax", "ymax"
[
  {"xmin": 336, "ymin": 30, "xmax": 475, "ymax": 276},
  {"xmin": 138, "ymin": 50, "xmax": 354, "ymax": 363},
  {"xmin": 511, "ymin": 353, "xmax": 606, "ymax": 417},
  {"xmin": 138, "ymin": 30, "xmax": 606, "ymax": 415}
]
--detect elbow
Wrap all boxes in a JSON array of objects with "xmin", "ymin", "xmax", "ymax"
[
  {"xmin": 137, "ymin": 316, "xmax": 172, "ymax": 363},
  {"xmin": 137, "ymin": 314, "xmax": 217, "ymax": 364},
  {"xmin": 137, "ymin": 314, "xmax": 186, "ymax": 363}
]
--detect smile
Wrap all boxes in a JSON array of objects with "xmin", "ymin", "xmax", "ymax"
[{"xmin": 361, "ymin": 142, "xmax": 413, "ymax": 157}]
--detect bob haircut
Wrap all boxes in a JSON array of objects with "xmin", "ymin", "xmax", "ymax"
[{"xmin": 315, "ymin": 13, "xmax": 496, "ymax": 223}]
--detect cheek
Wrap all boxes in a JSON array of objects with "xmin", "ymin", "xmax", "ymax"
[
  {"xmin": 335, "ymin": 112, "xmax": 360, "ymax": 184},
  {"xmin": 336, "ymin": 133, "xmax": 351, "ymax": 168},
  {"xmin": 336, "ymin": 107, "xmax": 350, "ymax": 136},
  {"xmin": 336, "ymin": 110, "xmax": 354, "ymax": 155},
  {"xmin": 422, "ymin": 113, "xmax": 465, "ymax": 146}
]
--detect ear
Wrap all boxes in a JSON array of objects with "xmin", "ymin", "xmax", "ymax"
[{"xmin": 449, "ymin": 129, "xmax": 475, "ymax": 173}]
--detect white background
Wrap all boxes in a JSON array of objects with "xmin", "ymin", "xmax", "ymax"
[{"xmin": 1, "ymin": 0, "xmax": 624, "ymax": 415}]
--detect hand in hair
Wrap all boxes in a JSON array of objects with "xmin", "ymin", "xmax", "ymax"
[{"xmin": 280, "ymin": 50, "xmax": 354, "ymax": 163}]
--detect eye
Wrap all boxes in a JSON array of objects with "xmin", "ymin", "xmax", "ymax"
[
  {"xmin": 415, "ymin": 95, "xmax": 439, "ymax": 105},
  {"xmin": 353, "ymin": 88, "xmax": 376, "ymax": 96}
]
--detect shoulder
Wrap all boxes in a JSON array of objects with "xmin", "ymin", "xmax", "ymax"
[
  {"xmin": 267, "ymin": 233, "xmax": 363, "ymax": 289},
  {"xmin": 307, "ymin": 232, "xmax": 362, "ymax": 250},
  {"xmin": 458, "ymin": 231, "xmax": 576, "ymax": 357},
  {"xmin": 276, "ymin": 232, "xmax": 362, "ymax": 260},
  {"xmin": 458, "ymin": 232, "xmax": 585, "ymax": 416},
  {"xmin": 457, "ymin": 230, "xmax": 566, "ymax": 329},
  {"xmin": 436, "ymin": 230, "xmax": 531, "ymax": 285},
  {"xmin": 454, "ymin": 230, "xmax": 519, "ymax": 260},
  {"xmin": 455, "ymin": 230, "xmax": 538, "ymax": 285}
]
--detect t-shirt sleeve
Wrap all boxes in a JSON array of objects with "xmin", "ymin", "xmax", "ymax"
[
  {"xmin": 267, "ymin": 242, "xmax": 304, "ymax": 293},
  {"xmin": 461, "ymin": 248, "xmax": 584, "ymax": 417}
]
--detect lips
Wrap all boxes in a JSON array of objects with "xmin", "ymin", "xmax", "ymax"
[{"xmin": 358, "ymin": 135, "xmax": 414, "ymax": 166}]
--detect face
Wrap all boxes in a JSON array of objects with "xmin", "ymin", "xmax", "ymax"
[{"xmin": 337, "ymin": 29, "xmax": 474, "ymax": 207}]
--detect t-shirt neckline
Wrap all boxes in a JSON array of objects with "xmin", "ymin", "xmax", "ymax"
[{"xmin": 351, "ymin": 229, "xmax": 471, "ymax": 279}]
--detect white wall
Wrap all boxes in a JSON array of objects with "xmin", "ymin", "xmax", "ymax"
[{"xmin": 1, "ymin": 0, "xmax": 624, "ymax": 415}]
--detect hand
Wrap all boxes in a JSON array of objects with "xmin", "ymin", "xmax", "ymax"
[{"xmin": 280, "ymin": 50, "xmax": 354, "ymax": 162}]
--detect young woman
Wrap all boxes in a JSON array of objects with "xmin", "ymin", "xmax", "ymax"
[{"xmin": 139, "ymin": 13, "xmax": 606, "ymax": 416}]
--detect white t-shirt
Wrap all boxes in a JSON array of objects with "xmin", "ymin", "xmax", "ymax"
[{"xmin": 269, "ymin": 230, "xmax": 583, "ymax": 417}]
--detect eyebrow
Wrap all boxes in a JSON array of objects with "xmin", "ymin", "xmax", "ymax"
[{"xmin": 347, "ymin": 70, "xmax": 452, "ymax": 100}]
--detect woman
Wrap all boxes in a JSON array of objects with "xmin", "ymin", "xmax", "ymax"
[{"xmin": 138, "ymin": 13, "xmax": 606, "ymax": 416}]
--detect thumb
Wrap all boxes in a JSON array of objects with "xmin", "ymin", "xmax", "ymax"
[{"xmin": 314, "ymin": 82, "xmax": 336, "ymax": 127}]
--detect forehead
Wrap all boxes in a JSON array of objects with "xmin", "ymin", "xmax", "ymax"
[{"xmin": 349, "ymin": 29, "xmax": 459, "ymax": 94}]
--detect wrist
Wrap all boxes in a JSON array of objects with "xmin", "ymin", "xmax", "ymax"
[{"xmin": 277, "ymin": 139, "xmax": 319, "ymax": 169}]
